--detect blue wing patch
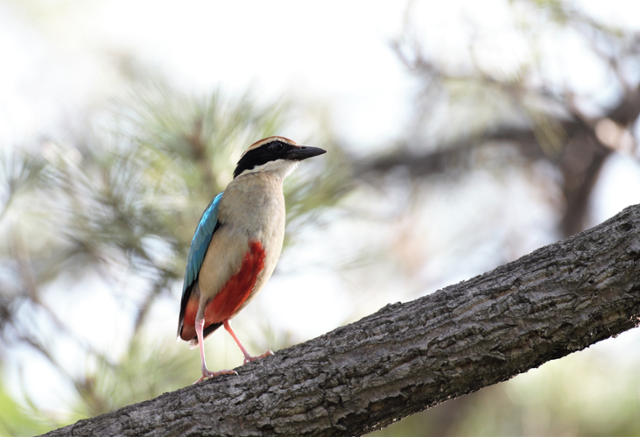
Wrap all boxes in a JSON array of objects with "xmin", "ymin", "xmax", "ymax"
[{"xmin": 182, "ymin": 192, "xmax": 224, "ymax": 295}]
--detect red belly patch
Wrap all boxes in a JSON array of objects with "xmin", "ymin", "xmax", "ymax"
[
  {"xmin": 180, "ymin": 241, "xmax": 266, "ymax": 342},
  {"xmin": 204, "ymin": 240, "xmax": 266, "ymax": 325}
]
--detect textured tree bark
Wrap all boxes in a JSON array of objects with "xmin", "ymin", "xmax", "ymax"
[{"xmin": 43, "ymin": 204, "xmax": 640, "ymax": 437}]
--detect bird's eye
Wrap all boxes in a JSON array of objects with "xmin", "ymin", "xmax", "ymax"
[{"xmin": 270, "ymin": 142, "xmax": 284, "ymax": 152}]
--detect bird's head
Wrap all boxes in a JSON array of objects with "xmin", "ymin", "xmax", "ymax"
[{"xmin": 233, "ymin": 136, "xmax": 326, "ymax": 179}]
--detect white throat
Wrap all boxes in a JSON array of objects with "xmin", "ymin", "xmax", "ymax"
[{"xmin": 237, "ymin": 159, "xmax": 299, "ymax": 180}]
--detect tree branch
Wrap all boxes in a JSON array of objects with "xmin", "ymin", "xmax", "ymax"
[{"xmin": 43, "ymin": 204, "xmax": 640, "ymax": 437}]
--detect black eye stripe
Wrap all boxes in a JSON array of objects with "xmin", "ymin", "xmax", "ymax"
[{"xmin": 233, "ymin": 141, "xmax": 294, "ymax": 178}]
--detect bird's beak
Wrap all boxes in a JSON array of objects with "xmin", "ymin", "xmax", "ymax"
[{"xmin": 288, "ymin": 145, "xmax": 327, "ymax": 161}]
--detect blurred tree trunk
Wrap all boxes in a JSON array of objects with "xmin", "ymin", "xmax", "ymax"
[
  {"xmin": 359, "ymin": 83, "xmax": 640, "ymax": 238},
  {"xmin": 42, "ymin": 203, "xmax": 640, "ymax": 437},
  {"xmin": 358, "ymin": 1, "xmax": 640, "ymax": 239}
]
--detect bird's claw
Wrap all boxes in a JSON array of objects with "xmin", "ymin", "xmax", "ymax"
[
  {"xmin": 194, "ymin": 368, "xmax": 238, "ymax": 384},
  {"xmin": 243, "ymin": 350, "xmax": 274, "ymax": 365}
]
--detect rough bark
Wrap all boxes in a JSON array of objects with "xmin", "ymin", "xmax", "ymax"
[{"xmin": 43, "ymin": 204, "xmax": 640, "ymax": 437}]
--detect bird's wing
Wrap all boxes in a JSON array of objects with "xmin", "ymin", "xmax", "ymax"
[{"xmin": 178, "ymin": 192, "xmax": 224, "ymax": 332}]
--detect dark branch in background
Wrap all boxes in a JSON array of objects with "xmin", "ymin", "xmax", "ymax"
[
  {"xmin": 354, "ymin": 107, "xmax": 619, "ymax": 237},
  {"xmin": 43, "ymin": 204, "xmax": 640, "ymax": 437},
  {"xmin": 364, "ymin": 12, "xmax": 640, "ymax": 239}
]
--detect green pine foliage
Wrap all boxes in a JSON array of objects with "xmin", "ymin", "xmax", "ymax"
[{"xmin": 0, "ymin": 81, "xmax": 351, "ymax": 433}]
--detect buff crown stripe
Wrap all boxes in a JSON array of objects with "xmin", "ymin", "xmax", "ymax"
[{"xmin": 242, "ymin": 136, "xmax": 298, "ymax": 156}]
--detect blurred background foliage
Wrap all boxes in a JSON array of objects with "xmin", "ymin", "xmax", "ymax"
[{"xmin": 1, "ymin": 0, "xmax": 640, "ymax": 436}]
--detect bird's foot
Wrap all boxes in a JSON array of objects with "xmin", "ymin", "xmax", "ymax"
[
  {"xmin": 243, "ymin": 350, "xmax": 274, "ymax": 365},
  {"xmin": 194, "ymin": 368, "xmax": 238, "ymax": 384}
]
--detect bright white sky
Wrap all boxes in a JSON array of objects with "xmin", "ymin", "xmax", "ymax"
[
  {"xmin": 2, "ymin": 0, "xmax": 640, "ymax": 143},
  {"xmin": 2, "ymin": 0, "xmax": 640, "ymax": 418}
]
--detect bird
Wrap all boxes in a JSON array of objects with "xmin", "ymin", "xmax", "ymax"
[{"xmin": 177, "ymin": 136, "xmax": 326, "ymax": 383}]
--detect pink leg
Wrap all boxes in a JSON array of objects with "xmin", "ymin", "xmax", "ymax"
[
  {"xmin": 223, "ymin": 319, "xmax": 273, "ymax": 365},
  {"xmin": 194, "ymin": 318, "xmax": 237, "ymax": 384}
]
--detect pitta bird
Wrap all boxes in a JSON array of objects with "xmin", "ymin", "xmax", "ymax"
[{"xmin": 177, "ymin": 136, "xmax": 326, "ymax": 383}]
